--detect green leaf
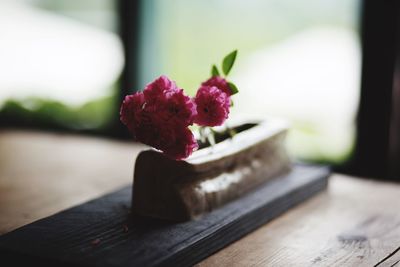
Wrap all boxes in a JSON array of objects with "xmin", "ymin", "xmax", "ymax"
[
  {"xmin": 222, "ymin": 50, "xmax": 238, "ymax": 76},
  {"xmin": 211, "ymin": 65, "xmax": 220, "ymax": 76},
  {"xmin": 227, "ymin": 82, "xmax": 239, "ymax": 95}
]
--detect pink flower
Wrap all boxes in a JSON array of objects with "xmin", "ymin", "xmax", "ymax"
[
  {"xmin": 193, "ymin": 86, "xmax": 230, "ymax": 127},
  {"xmin": 202, "ymin": 76, "xmax": 232, "ymax": 96},
  {"xmin": 120, "ymin": 75, "xmax": 198, "ymax": 160},
  {"xmin": 120, "ymin": 92, "xmax": 145, "ymax": 136},
  {"xmin": 159, "ymin": 127, "xmax": 199, "ymax": 160},
  {"xmin": 157, "ymin": 88, "xmax": 197, "ymax": 127},
  {"xmin": 143, "ymin": 75, "xmax": 178, "ymax": 105}
]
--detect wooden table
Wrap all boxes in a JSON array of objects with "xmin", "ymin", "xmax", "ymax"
[{"xmin": 0, "ymin": 130, "xmax": 399, "ymax": 266}]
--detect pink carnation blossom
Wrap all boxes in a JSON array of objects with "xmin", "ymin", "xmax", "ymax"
[
  {"xmin": 143, "ymin": 75, "xmax": 178, "ymax": 105},
  {"xmin": 193, "ymin": 85, "xmax": 230, "ymax": 127},
  {"xmin": 157, "ymin": 88, "xmax": 197, "ymax": 127},
  {"xmin": 120, "ymin": 75, "xmax": 198, "ymax": 160},
  {"xmin": 120, "ymin": 92, "xmax": 145, "ymax": 136},
  {"xmin": 159, "ymin": 127, "xmax": 199, "ymax": 160},
  {"xmin": 202, "ymin": 76, "xmax": 232, "ymax": 96}
]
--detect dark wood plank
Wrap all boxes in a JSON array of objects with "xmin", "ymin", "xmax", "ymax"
[{"xmin": 0, "ymin": 164, "xmax": 329, "ymax": 267}]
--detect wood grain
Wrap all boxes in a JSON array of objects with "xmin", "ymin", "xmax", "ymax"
[
  {"xmin": 197, "ymin": 171, "xmax": 400, "ymax": 267},
  {"xmin": 0, "ymin": 164, "xmax": 328, "ymax": 267},
  {"xmin": 1, "ymin": 130, "xmax": 400, "ymax": 266},
  {"xmin": 0, "ymin": 130, "xmax": 144, "ymax": 234}
]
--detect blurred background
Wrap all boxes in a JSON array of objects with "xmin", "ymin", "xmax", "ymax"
[{"xmin": 0, "ymin": 0, "xmax": 362, "ymax": 165}]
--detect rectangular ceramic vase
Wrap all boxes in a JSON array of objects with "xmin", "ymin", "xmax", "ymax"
[{"xmin": 132, "ymin": 120, "xmax": 291, "ymax": 221}]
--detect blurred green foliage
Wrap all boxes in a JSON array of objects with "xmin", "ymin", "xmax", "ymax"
[{"xmin": 0, "ymin": 94, "xmax": 117, "ymax": 133}]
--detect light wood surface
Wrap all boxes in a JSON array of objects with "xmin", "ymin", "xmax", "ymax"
[
  {"xmin": 0, "ymin": 130, "xmax": 144, "ymax": 234},
  {"xmin": 197, "ymin": 172, "xmax": 400, "ymax": 267},
  {"xmin": 1, "ymin": 130, "xmax": 400, "ymax": 266}
]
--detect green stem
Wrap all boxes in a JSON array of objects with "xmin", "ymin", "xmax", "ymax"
[
  {"xmin": 226, "ymin": 124, "xmax": 236, "ymax": 139},
  {"xmin": 207, "ymin": 128, "xmax": 216, "ymax": 147},
  {"xmin": 199, "ymin": 127, "xmax": 206, "ymax": 144}
]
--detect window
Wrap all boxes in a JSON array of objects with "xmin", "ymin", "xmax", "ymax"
[
  {"xmin": 138, "ymin": 0, "xmax": 362, "ymax": 164},
  {"xmin": 0, "ymin": 0, "xmax": 122, "ymax": 132}
]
